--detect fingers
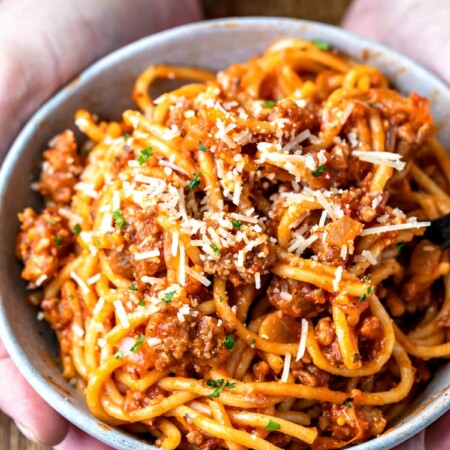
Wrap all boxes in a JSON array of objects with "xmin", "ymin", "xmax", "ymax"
[
  {"xmin": 0, "ymin": 0, "xmax": 202, "ymax": 159},
  {"xmin": 0, "ymin": 340, "xmax": 69, "ymax": 446},
  {"xmin": 343, "ymin": 0, "xmax": 450, "ymax": 85},
  {"xmin": 54, "ymin": 425, "xmax": 114, "ymax": 450}
]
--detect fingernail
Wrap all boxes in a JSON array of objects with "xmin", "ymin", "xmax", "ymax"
[{"xmin": 15, "ymin": 421, "xmax": 42, "ymax": 444}]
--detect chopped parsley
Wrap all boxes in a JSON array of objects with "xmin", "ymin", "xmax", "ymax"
[
  {"xmin": 265, "ymin": 419, "xmax": 281, "ymax": 431},
  {"xmin": 353, "ymin": 353, "xmax": 362, "ymax": 363},
  {"xmin": 187, "ymin": 173, "xmax": 202, "ymax": 190},
  {"xmin": 49, "ymin": 218, "xmax": 57, "ymax": 225},
  {"xmin": 206, "ymin": 379, "xmax": 236, "ymax": 398},
  {"xmin": 312, "ymin": 39, "xmax": 331, "ymax": 51},
  {"xmin": 360, "ymin": 285, "xmax": 374, "ymax": 302},
  {"xmin": 114, "ymin": 350, "xmax": 123, "ymax": 359},
  {"xmin": 210, "ymin": 244, "xmax": 221, "ymax": 255},
  {"xmin": 311, "ymin": 165, "xmax": 326, "ymax": 177},
  {"xmin": 249, "ymin": 339, "xmax": 256, "ymax": 345},
  {"xmin": 73, "ymin": 224, "xmax": 82, "ymax": 235},
  {"xmin": 161, "ymin": 290, "xmax": 177, "ymax": 303},
  {"xmin": 130, "ymin": 333, "xmax": 145, "ymax": 353},
  {"xmin": 396, "ymin": 241, "xmax": 406, "ymax": 252},
  {"xmin": 123, "ymin": 133, "xmax": 130, "ymax": 142},
  {"xmin": 137, "ymin": 147, "xmax": 153, "ymax": 165},
  {"xmin": 263, "ymin": 99, "xmax": 275, "ymax": 109},
  {"xmin": 363, "ymin": 275, "xmax": 372, "ymax": 282},
  {"xmin": 113, "ymin": 209, "xmax": 126, "ymax": 228},
  {"xmin": 55, "ymin": 236, "xmax": 62, "ymax": 246},
  {"xmin": 343, "ymin": 397, "xmax": 354, "ymax": 408},
  {"xmin": 222, "ymin": 335, "xmax": 236, "ymax": 351},
  {"xmin": 69, "ymin": 294, "xmax": 75, "ymax": 302},
  {"xmin": 138, "ymin": 299, "xmax": 146, "ymax": 307},
  {"xmin": 129, "ymin": 283, "xmax": 138, "ymax": 291},
  {"xmin": 231, "ymin": 219, "xmax": 242, "ymax": 229},
  {"xmin": 198, "ymin": 141, "xmax": 207, "ymax": 152}
]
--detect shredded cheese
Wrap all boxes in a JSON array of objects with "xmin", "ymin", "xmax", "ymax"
[
  {"xmin": 361, "ymin": 221, "xmax": 431, "ymax": 236},
  {"xmin": 280, "ymin": 353, "xmax": 292, "ymax": 383},
  {"xmin": 113, "ymin": 301, "xmax": 130, "ymax": 328},
  {"xmin": 296, "ymin": 319, "xmax": 309, "ymax": 361},
  {"xmin": 70, "ymin": 271, "xmax": 90, "ymax": 294},
  {"xmin": 333, "ymin": 266, "xmax": 343, "ymax": 292},
  {"xmin": 353, "ymin": 151, "xmax": 406, "ymax": 171},
  {"xmin": 134, "ymin": 249, "xmax": 160, "ymax": 260},
  {"xmin": 87, "ymin": 273, "xmax": 101, "ymax": 285},
  {"xmin": 185, "ymin": 266, "xmax": 211, "ymax": 287},
  {"xmin": 179, "ymin": 244, "xmax": 186, "ymax": 286}
]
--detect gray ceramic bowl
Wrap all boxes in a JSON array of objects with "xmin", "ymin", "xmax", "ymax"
[{"xmin": 1, "ymin": 17, "xmax": 450, "ymax": 450}]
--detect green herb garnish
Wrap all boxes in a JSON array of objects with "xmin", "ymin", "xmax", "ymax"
[
  {"xmin": 123, "ymin": 133, "xmax": 130, "ymax": 142},
  {"xmin": 161, "ymin": 290, "xmax": 177, "ymax": 303},
  {"xmin": 187, "ymin": 173, "xmax": 202, "ymax": 190},
  {"xmin": 263, "ymin": 99, "xmax": 275, "ymax": 109},
  {"xmin": 138, "ymin": 299, "xmax": 146, "ymax": 307},
  {"xmin": 311, "ymin": 165, "xmax": 326, "ymax": 177},
  {"xmin": 137, "ymin": 147, "xmax": 153, "ymax": 165},
  {"xmin": 73, "ymin": 224, "xmax": 82, "ymax": 235},
  {"xmin": 265, "ymin": 419, "xmax": 281, "ymax": 431},
  {"xmin": 396, "ymin": 241, "xmax": 406, "ymax": 252},
  {"xmin": 55, "ymin": 236, "xmax": 62, "ymax": 246},
  {"xmin": 312, "ymin": 39, "xmax": 331, "ymax": 51},
  {"xmin": 49, "ymin": 218, "xmax": 57, "ymax": 225},
  {"xmin": 359, "ymin": 293, "xmax": 367, "ymax": 303},
  {"xmin": 206, "ymin": 379, "xmax": 236, "ymax": 398},
  {"xmin": 129, "ymin": 283, "xmax": 138, "ymax": 291},
  {"xmin": 249, "ymin": 339, "xmax": 256, "ymax": 345},
  {"xmin": 114, "ymin": 350, "xmax": 123, "ymax": 359},
  {"xmin": 130, "ymin": 333, "xmax": 145, "ymax": 353},
  {"xmin": 343, "ymin": 397, "xmax": 354, "ymax": 408},
  {"xmin": 222, "ymin": 335, "xmax": 236, "ymax": 351},
  {"xmin": 113, "ymin": 209, "xmax": 126, "ymax": 228},
  {"xmin": 198, "ymin": 141, "xmax": 207, "ymax": 152},
  {"xmin": 231, "ymin": 219, "xmax": 242, "ymax": 229},
  {"xmin": 367, "ymin": 286, "xmax": 374, "ymax": 295},
  {"xmin": 210, "ymin": 244, "xmax": 221, "ymax": 255}
]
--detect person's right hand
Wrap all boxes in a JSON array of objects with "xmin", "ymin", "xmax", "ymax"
[
  {"xmin": 343, "ymin": 0, "xmax": 450, "ymax": 84},
  {"xmin": 0, "ymin": 0, "xmax": 201, "ymax": 447}
]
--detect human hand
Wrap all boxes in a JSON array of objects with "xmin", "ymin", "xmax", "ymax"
[
  {"xmin": 0, "ymin": 0, "xmax": 201, "ymax": 447},
  {"xmin": 343, "ymin": 0, "xmax": 450, "ymax": 84},
  {"xmin": 344, "ymin": 2, "xmax": 450, "ymax": 448}
]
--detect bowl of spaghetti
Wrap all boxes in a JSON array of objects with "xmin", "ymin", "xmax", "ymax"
[{"xmin": 1, "ymin": 17, "xmax": 450, "ymax": 450}]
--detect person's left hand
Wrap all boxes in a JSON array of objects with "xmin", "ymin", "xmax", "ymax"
[{"xmin": 0, "ymin": 0, "xmax": 201, "ymax": 447}]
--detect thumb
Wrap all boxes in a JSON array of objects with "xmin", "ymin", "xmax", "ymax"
[{"xmin": 0, "ymin": 340, "xmax": 69, "ymax": 446}]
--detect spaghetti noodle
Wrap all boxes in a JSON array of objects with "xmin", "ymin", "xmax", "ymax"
[{"xmin": 16, "ymin": 38, "xmax": 450, "ymax": 449}]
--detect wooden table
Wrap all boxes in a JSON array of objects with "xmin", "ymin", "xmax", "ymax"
[{"xmin": 0, "ymin": 0, "xmax": 350, "ymax": 448}]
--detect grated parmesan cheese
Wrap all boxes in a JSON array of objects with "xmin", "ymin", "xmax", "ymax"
[
  {"xmin": 88, "ymin": 273, "xmax": 101, "ymax": 285},
  {"xmin": 333, "ymin": 266, "xmax": 343, "ymax": 292},
  {"xmin": 353, "ymin": 151, "xmax": 406, "ymax": 171},
  {"xmin": 58, "ymin": 208, "xmax": 83, "ymax": 224},
  {"xmin": 35, "ymin": 274, "xmax": 48, "ymax": 287},
  {"xmin": 134, "ymin": 249, "xmax": 160, "ymax": 260},
  {"xmin": 296, "ymin": 319, "xmax": 309, "ymax": 361},
  {"xmin": 361, "ymin": 221, "xmax": 431, "ymax": 236},
  {"xmin": 70, "ymin": 271, "xmax": 90, "ymax": 294},
  {"xmin": 113, "ymin": 301, "xmax": 130, "ymax": 328},
  {"xmin": 179, "ymin": 244, "xmax": 186, "ymax": 286},
  {"xmin": 141, "ymin": 276, "xmax": 165, "ymax": 285},
  {"xmin": 185, "ymin": 266, "xmax": 211, "ymax": 287},
  {"xmin": 280, "ymin": 353, "xmax": 292, "ymax": 383},
  {"xmin": 255, "ymin": 272, "xmax": 261, "ymax": 289}
]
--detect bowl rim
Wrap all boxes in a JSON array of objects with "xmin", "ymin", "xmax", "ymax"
[{"xmin": 1, "ymin": 16, "xmax": 449, "ymax": 450}]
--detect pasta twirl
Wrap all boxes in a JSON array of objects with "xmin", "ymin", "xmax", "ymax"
[{"xmin": 16, "ymin": 38, "xmax": 450, "ymax": 449}]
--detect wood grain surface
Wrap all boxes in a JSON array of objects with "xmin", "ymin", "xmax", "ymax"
[{"xmin": 0, "ymin": 0, "xmax": 350, "ymax": 448}]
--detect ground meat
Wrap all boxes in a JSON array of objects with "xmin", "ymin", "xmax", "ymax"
[
  {"xmin": 358, "ymin": 316, "xmax": 383, "ymax": 341},
  {"xmin": 292, "ymin": 362, "xmax": 333, "ymax": 387},
  {"xmin": 185, "ymin": 427, "xmax": 220, "ymax": 450},
  {"xmin": 266, "ymin": 432, "xmax": 291, "ymax": 448},
  {"xmin": 318, "ymin": 403, "xmax": 386, "ymax": 443},
  {"xmin": 144, "ymin": 305, "xmax": 229, "ymax": 374},
  {"xmin": 16, "ymin": 207, "xmax": 74, "ymax": 287},
  {"xmin": 201, "ymin": 212, "xmax": 275, "ymax": 286},
  {"xmin": 267, "ymin": 276, "xmax": 327, "ymax": 319},
  {"xmin": 38, "ymin": 130, "xmax": 82, "ymax": 205},
  {"xmin": 123, "ymin": 385, "xmax": 166, "ymax": 413},
  {"xmin": 41, "ymin": 294, "xmax": 73, "ymax": 331},
  {"xmin": 314, "ymin": 318, "xmax": 343, "ymax": 366},
  {"xmin": 107, "ymin": 203, "xmax": 164, "ymax": 282}
]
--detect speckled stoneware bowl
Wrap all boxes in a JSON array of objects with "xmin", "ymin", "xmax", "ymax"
[{"xmin": 1, "ymin": 17, "xmax": 449, "ymax": 450}]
